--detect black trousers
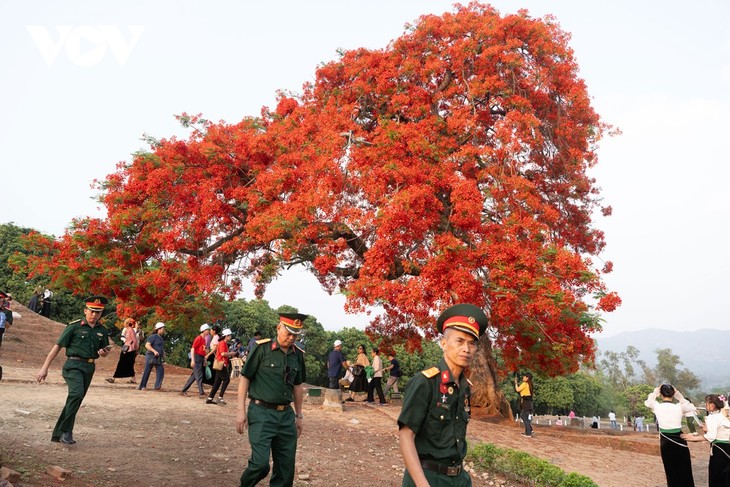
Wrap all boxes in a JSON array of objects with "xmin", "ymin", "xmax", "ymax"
[{"xmin": 366, "ymin": 377, "xmax": 385, "ymax": 403}]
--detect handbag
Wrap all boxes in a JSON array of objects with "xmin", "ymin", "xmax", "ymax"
[
  {"xmin": 205, "ymin": 365, "xmax": 212, "ymax": 380},
  {"xmin": 352, "ymin": 365, "xmax": 363, "ymax": 376},
  {"xmin": 121, "ymin": 344, "xmax": 130, "ymax": 353},
  {"xmin": 231, "ymin": 357, "xmax": 244, "ymax": 378},
  {"xmin": 212, "ymin": 357, "xmax": 225, "ymax": 371}
]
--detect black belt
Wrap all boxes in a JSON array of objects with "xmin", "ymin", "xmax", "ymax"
[
  {"xmin": 67, "ymin": 356, "xmax": 95, "ymax": 363},
  {"xmin": 251, "ymin": 399, "xmax": 290, "ymax": 411},
  {"xmin": 419, "ymin": 459, "xmax": 462, "ymax": 477}
]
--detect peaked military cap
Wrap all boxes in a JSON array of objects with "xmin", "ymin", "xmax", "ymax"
[
  {"xmin": 278, "ymin": 312, "xmax": 307, "ymax": 335},
  {"xmin": 436, "ymin": 303, "xmax": 488, "ymax": 339},
  {"xmin": 84, "ymin": 295, "xmax": 108, "ymax": 311}
]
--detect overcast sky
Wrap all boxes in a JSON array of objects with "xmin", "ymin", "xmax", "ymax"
[{"xmin": 1, "ymin": 1, "xmax": 728, "ymax": 337}]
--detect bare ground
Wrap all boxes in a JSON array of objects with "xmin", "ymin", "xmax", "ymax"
[{"xmin": 0, "ymin": 304, "xmax": 710, "ymax": 486}]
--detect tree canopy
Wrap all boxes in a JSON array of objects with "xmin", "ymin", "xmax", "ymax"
[{"xmin": 20, "ymin": 3, "xmax": 618, "ymax": 382}]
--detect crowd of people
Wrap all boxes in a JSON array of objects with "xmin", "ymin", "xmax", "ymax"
[{"xmin": 16, "ymin": 291, "xmax": 730, "ymax": 486}]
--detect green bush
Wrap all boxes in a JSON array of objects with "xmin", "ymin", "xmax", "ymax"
[{"xmin": 467, "ymin": 442, "xmax": 597, "ymax": 487}]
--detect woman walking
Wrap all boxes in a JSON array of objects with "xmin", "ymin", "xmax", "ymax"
[
  {"xmin": 107, "ymin": 318, "xmax": 140, "ymax": 384},
  {"xmin": 645, "ymin": 384, "xmax": 696, "ymax": 487},
  {"xmin": 515, "ymin": 372, "xmax": 534, "ymax": 438},
  {"xmin": 138, "ymin": 322, "xmax": 166, "ymax": 391},
  {"xmin": 206, "ymin": 328, "xmax": 236, "ymax": 404},
  {"xmin": 346, "ymin": 344, "xmax": 370, "ymax": 402},
  {"xmin": 684, "ymin": 394, "xmax": 730, "ymax": 486}
]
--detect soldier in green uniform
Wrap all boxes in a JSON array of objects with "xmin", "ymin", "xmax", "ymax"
[
  {"xmin": 398, "ymin": 303, "xmax": 488, "ymax": 487},
  {"xmin": 36, "ymin": 295, "xmax": 111, "ymax": 445},
  {"xmin": 236, "ymin": 312, "xmax": 307, "ymax": 487}
]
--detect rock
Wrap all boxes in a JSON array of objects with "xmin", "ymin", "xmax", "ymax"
[
  {"xmin": 47, "ymin": 466, "xmax": 71, "ymax": 480},
  {"xmin": 1, "ymin": 466, "xmax": 21, "ymax": 483},
  {"xmin": 298, "ymin": 473, "xmax": 310, "ymax": 480},
  {"xmin": 14, "ymin": 409, "xmax": 31, "ymax": 416}
]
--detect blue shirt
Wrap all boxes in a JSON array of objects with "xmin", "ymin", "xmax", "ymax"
[
  {"xmin": 390, "ymin": 358, "xmax": 401, "ymax": 377},
  {"xmin": 0, "ymin": 311, "xmax": 5, "ymax": 328},
  {"xmin": 327, "ymin": 349, "xmax": 346, "ymax": 378}
]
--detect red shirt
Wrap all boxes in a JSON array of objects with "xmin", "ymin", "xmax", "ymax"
[
  {"xmin": 191, "ymin": 335, "xmax": 206, "ymax": 356},
  {"xmin": 216, "ymin": 339, "xmax": 230, "ymax": 366}
]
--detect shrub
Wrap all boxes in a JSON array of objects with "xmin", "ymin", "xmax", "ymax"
[{"xmin": 467, "ymin": 442, "xmax": 597, "ymax": 487}]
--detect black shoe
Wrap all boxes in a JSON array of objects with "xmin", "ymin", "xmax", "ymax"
[
  {"xmin": 205, "ymin": 398, "xmax": 216, "ymax": 404},
  {"xmin": 51, "ymin": 436, "xmax": 60, "ymax": 443},
  {"xmin": 60, "ymin": 432, "xmax": 76, "ymax": 444}
]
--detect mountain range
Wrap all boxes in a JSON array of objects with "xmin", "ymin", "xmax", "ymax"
[{"xmin": 595, "ymin": 328, "xmax": 730, "ymax": 391}]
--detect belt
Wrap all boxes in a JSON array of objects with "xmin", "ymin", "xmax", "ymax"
[
  {"xmin": 251, "ymin": 399, "xmax": 290, "ymax": 411},
  {"xmin": 419, "ymin": 459, "xmax": 462, "ymax": 477},
  {"xmin": 67, "ymin": 356, "xmax": 95, "ymax": 363}
]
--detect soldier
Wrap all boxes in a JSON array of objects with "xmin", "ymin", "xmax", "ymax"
[
  {"xmin": 36, "ymin": 295, "xmax": 111, "ymax": 445},
  {"xmin": 398, "ymin": 303, "xmax": 488, "ymax": 487},
  {"xmin": 236, "ymin": 312, "xmax": 307, "ymax": 487}
]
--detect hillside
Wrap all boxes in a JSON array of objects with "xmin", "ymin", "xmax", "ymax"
[
  {"xmin": 596, "ymin": 328, "xmax": 730, "ymax": 390},
  {"xmin": 0, "ymin": 302, "xmax": 707, "ymax": 486}
]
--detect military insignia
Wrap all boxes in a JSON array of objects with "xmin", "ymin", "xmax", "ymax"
[
  {"xmin": 448, "ymin": 386, "xmax": 454, "ymax": 395},
  {"xmin": 256, "ymin": 338, "xmax": 272, "ymax": 345},
  {"xmin": 441, "ymin": 370, "xmax": 450, "ymax": 383},
  {"xmin": 293, "ymin": 319, "xmax": 301, "ymax": 326},
  {"xmin": 441, "ymin": 394, "xmax": 448, "ymax": 403},
  {"xmin": 468, "ymin": 316, "xmax": 475, "ymax": 323},
  {"xmin": 421, "ymin": 367, "xmax": 439, "ymax": 378}
]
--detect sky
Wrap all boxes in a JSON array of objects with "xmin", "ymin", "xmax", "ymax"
[{"xmin": 1, "ymin": 0, "xmax": 729, "ymax": 337}]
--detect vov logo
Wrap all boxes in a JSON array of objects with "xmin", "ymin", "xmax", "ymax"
[{"xmin": 27, "ymin": 25, "xmax": 145, "ymax": 67}]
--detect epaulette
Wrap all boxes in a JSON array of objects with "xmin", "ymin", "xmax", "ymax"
[
  {"xmin": 68, "ymin": 319, "xmax": 81, "ymax": 325},
  {"xmin": 421, "ymin": 367, "xmax": 440, "ymax": 378},
  {"xmin": 466, "ymin": 378, "xmax": 474, "ymax": 387},
  {"xmin": 256, "ymin": 338, "xmax": 271, "ymax": 345},
  {"xmin": 294, "ymin": 342, "xmax": 306, "ymax": 354}
]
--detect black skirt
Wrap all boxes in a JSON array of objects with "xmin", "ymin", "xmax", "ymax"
[
  {"xmin": 710, "ymin": 442, "xmax": 730, "ymax": 487},
  {"xmin": 349, "ymin": 370, "xmax": 368, "ymax": 392},
  {"xmin": 112, "ymin": 350, "xmax": 137, "ymax": 378},
  {"xmin": 659, "ymin": 431, "xmax": 695, "ymax": 487}
]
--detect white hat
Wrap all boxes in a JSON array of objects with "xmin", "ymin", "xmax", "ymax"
[
  {"xmin": 222, "ymin": 328, "xmax": 233, "ymax": 337},
  {"xmin": 155, "ymin": 322, "xmax": 165, "ymax": 330},
  {"xmin": 334, "ymin": 339, "xmax": 342, "ymax": 347},
  {"xmin": 199, "ymin": 323, "xmax": 211, "ymax": 332}
]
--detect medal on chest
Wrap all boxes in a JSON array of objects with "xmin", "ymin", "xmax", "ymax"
[{"xmin": 438, "ymin": 370, "xmax": 455, "ymax": 408}]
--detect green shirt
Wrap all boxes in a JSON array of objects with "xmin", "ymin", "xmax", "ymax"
[
  {"xmin": 242, "ymin": 338, "xmax": 306, "ymax": 404},
  {"xmin": 397, "ymin": 357, "xmax": 471, "ymax": 464},
  {"xmin": 57, "ymin": 320, "xmax": 110, "ymax": 359}
]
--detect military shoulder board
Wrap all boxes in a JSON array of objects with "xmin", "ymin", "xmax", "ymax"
[
  {"xmin": 421, "ymin": 367, "xmax": 440, "ymax": 378},
  {"xmin": 255, "ymin": 338, "xmax": 271, "ymax": 345}
]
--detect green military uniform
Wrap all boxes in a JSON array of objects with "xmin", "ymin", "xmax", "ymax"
[
  {"xmin": 398, "ymin": 357, "xmax": 473, "ymax": 486},
  {"xmin": 52, "ymin": 320, "xmax": 110, "ymax": 440},
  {"xmin": 240, "ymin": 337, "xmax": 306, "ymax": 487}
]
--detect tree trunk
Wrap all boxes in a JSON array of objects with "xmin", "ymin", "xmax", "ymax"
[{"xmin": 469, "ymin": 334, "xmax": 512, "ymax": 418}]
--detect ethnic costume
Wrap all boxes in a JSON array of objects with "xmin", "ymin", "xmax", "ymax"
[
  {"xmin": 645, "ymin": 389, "xmax": 695, "ymax": 487},
  {"xmin": 703, "ymin": 410, "xmax": 730, "ymax": 487}
]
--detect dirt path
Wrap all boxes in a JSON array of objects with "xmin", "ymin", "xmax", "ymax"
[{"xmin": 0, "ymin": 305, "xmax": 711, "ymax": 486}]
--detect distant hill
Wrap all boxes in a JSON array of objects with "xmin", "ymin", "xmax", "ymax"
[{"xmin": 596, "ymin": 328, "xmax": 730, "ymax": 391}]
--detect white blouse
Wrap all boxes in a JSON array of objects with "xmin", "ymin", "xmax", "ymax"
[
  {"xmin": 703, "ymin": 411, "xmax": 730, "ymax": 443},
  {"xmin": 645, "ymin": 390, "xmax": 694, "ymax": 430}
]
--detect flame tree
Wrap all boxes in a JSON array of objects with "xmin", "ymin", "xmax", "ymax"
[{"xmin": 22, "ymin": 4, "xmax": 620, "ymax": 414}]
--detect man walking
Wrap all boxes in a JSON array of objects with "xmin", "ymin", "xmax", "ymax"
[
  {"xmin": 398, "ymin": 303, "xmax": 488, "ymax": 486},
  {"xmin": 327, "ymin": 339, "xmax": 347, "ymax": 389},
  {"xmin": 180, "ymin": 323, "xmax": 211, "ymax": 398},
  {"xmin": 236, "ymin": 312, "xmax": 307, "ymax": 487},
  {"xmin": 36, "ymin": 295, "xmax": 111, "ymax": 445},
  {"xmin": 383, "ymin": 351, "xmax": 402, "ymax": 397}
]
